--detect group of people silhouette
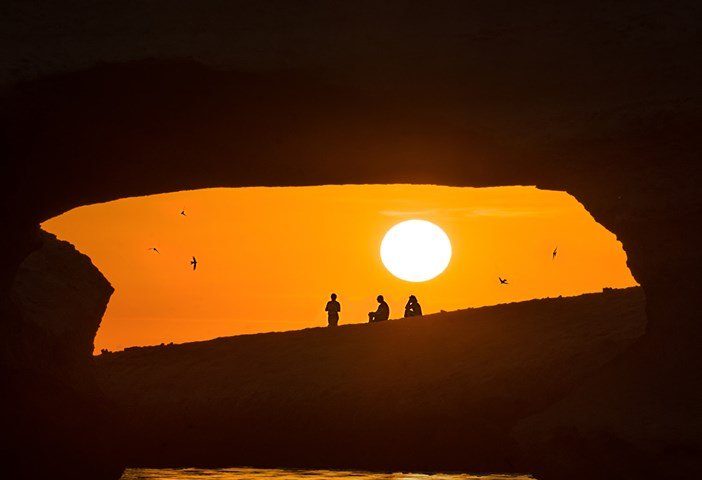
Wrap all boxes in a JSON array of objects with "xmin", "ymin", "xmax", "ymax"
[{"xmin": 324, "ymin": 293, "xmax": 423, "ymax": 327}]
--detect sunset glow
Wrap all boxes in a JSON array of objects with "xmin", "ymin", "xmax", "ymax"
[{"xmin": 42, "ymin": 185, "xmax": 638, "ymax": 353}]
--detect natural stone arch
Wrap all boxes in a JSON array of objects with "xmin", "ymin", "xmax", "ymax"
[{"xmin": 2, "ymin": 61, "xmax": 701, "ymax": 480}]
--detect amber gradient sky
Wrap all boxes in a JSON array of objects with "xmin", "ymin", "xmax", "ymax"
[{"xmin": 42, "ymin": 185, "xmax": 637, "ymax": 353}]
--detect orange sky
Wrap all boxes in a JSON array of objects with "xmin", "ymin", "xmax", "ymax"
[{"xmin": 42, "ymin": 185, "xmax": 637, "ymax": 353}]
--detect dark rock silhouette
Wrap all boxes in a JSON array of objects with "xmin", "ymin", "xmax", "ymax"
[
  {"xmin": 2, "ymin": 3, "xmax": 702, "ymax": 479},
  {"xmin": 11, "ymin": 232, "xmax": 114, "ymax": 360},
  {"xmin": 96, "ymin": 289, "xmax": 645, "ymax": 475},
  {"xmin": 6, "ymin": 232, "xmax": 123, "ymax": 479}
]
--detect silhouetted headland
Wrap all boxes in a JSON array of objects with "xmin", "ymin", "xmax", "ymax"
[{"xmin": 97, "ymin": 287, "xmax": 645, "ymax": 476}]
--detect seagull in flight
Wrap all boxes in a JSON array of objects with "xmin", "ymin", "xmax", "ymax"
[
  {"xmin": 552, "ymin": 246, "xmax": 558, "ymax": 260},
  {"xmin": 148, "ymin": 247, "xmax": 160, "ymax": 254},
  {"xmin": 190, "ymin": 256, "xmax": 198, "ymax": 271},
  {"xmin": 499, "ymin": 277, "xmax": 508, "ymax": 285},
  {"xmin": 180, "ymin": 209, "xmax": 187, "ymax": 216}
]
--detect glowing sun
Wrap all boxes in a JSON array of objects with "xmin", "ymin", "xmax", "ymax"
[{"xmin": 380, "ymin": 219, "xmax": 452, "ymax": 282}]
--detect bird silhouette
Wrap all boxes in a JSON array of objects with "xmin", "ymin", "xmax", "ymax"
[
  {"xmin": 499, "ymin": 277, "xmax": 508, "ymax": 285},
  {"xmin": 190, "ymin": 256, "xmax": 197, "ymax": 270},
  {"xmin": 552, "ymin": 246, "xmax": 558, "ymax": 260},
  {"xmin": 149, "ymin": 247, "xmax": 160, "ymax": 254},
  {"xmin": 180, "ymin": 209, "xmax": 187, "ymax": 216}
]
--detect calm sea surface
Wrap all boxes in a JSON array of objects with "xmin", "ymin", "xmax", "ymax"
[{"xmin": 121, "ymin": 468, "xmax": 533, "ymax": 480}]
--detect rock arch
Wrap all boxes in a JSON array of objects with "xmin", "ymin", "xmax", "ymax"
[
  {"xmin": 3, "ymin": 2, "xmax": 702, "ymax": 476},
  {"xmin": 3, "ymin": 61, "xmax": 700, "ymax": 480}
]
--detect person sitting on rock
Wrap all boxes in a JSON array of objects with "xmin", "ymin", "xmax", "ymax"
[
  {"xmin": 404, "ymin": 294, "xmax": 423, "ymax": 317},
  {"xmin": 368, "ymin": 294, "xmax": 390, "ymax": 323},
  {"xmin": 325, "ymin": 293, "xmax": 341, "ymax": 327}
]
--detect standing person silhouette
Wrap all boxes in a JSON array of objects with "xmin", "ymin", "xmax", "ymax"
[
  {"xmin": 325, "ymin": 293, "xmax": 341, "ymax": 327},
  {"xmin": 404, "ymin": 295, "xmax": 423, "ymax": 317},
  {"xmin": 368, "ymin": 295, "xmax": 390, "ymax": 323}
]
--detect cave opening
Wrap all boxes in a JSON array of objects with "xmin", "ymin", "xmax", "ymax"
[
  {"xmin": 35, "ymin": 184, "xmax": 639, "ymax": 354},
  {"xmin": 2, "ymin": 10, "xmax": 697, "ymax": 475}
]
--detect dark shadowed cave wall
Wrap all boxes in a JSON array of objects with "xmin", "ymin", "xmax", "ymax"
[{"xmin": 2, "ymin": 2, "xmax": 702, "ymax": 479}]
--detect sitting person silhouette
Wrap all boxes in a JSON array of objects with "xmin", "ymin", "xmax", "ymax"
[
  {"xmin": 325, "ymin": 293, "xmax": 341, "ymax": 327},
  {"xmin": 368, "ymin": 294, "xmax": 390, "ymax": 323},
  {"xmin": 404, "ymin": 295, "xmax": 423, "ymax": 317}
]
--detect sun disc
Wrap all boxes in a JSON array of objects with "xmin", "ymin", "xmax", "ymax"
[{"xmin": 380, "ymin": 220, "xmax": 452, "ymax": 282}]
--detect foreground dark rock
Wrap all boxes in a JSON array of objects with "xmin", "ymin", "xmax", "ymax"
[
  {"xmin": 11, "ymin": 231, "xmax": 113, "ymax": 361},
  {"xmin": 97, "ymin": 288, "xmax": 645, "ymax": 477},
  {"xmin": 3, "ymin": 232, "xmax": 123, "ymax": 480},
  {"xmin": 2, "ymin": 3, "xmax": 702, "ymax": 478}
]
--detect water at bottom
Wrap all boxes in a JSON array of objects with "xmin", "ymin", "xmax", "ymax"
[{"xmin": 121, "ymin": 468, "xmax": 534, "ymax": 480}]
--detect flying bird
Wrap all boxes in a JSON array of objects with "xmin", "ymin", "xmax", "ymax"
[
  {"xmin": 180, "ymin": 209, "xmax": 187, "ymax": 216},
  {"xmin": 190, "ymin": 256, "xmax": 198, "ymax": 270},
  {"xmin": 552, "ymin": 246, "xmax": 558, "ymax": 260},
  {"xmin": 499, "ymin": 277, "xmax": 508, "ymax": 285},
  {"xmin": 148, "ymin": 247, "xmax": 160, "ymax": 254}
]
